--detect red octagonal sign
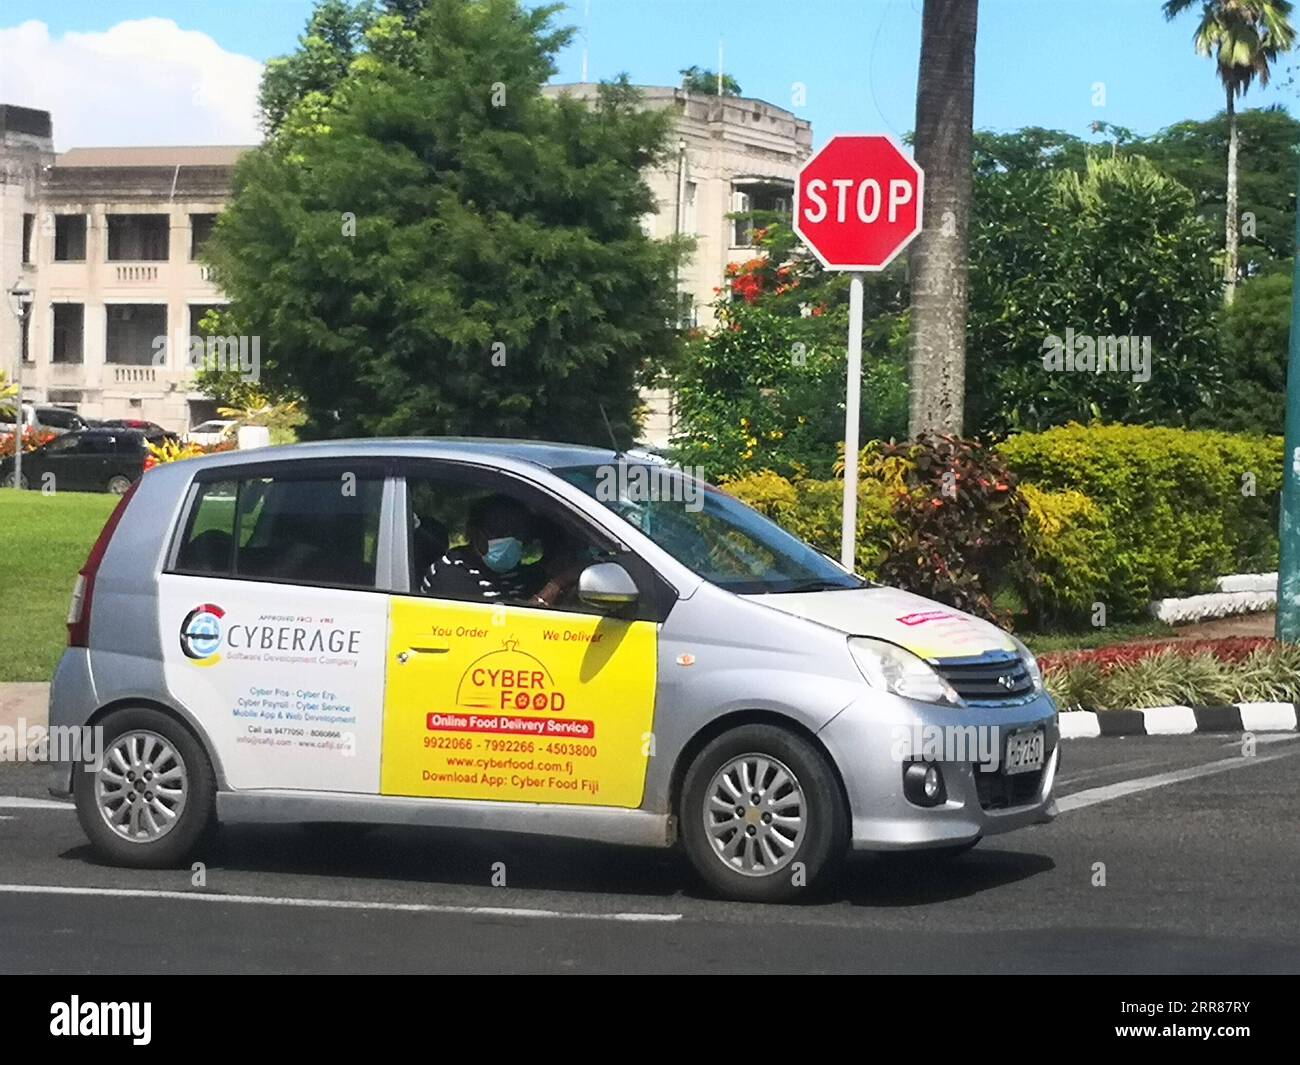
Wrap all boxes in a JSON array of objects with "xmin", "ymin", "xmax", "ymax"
[{"xmin": 793, "ymin": 133, "xmax": 924, "ymax": 272}]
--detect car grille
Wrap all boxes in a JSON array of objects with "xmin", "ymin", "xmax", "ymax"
[
  {"xmin": 975, "ymin": 767, "xmax": 1045, "ymax": 811},
  {"xmin": 933, "ymin": 652, "xmax": 1035, "ymax": 704}
]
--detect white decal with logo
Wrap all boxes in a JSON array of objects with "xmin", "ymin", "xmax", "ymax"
[{"xmin": 160, "ymin": 575, "xmax": 388, "ymax": 791}]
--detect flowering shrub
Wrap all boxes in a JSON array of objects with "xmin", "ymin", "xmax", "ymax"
[
  {"xmin": 1044, "ymin": 640, "xmax": 1300, "ymax": 710},
  {"xmin": 0, "ymin": 429, "xmax": 57, "ymax": 457},
  {"xmin": 1038, "ymin": 636, "xmax": 1274, "ymax": 674},
  {"xmin": 858, "ymin": 435, "xmax": 1028, "ymax": 623}
]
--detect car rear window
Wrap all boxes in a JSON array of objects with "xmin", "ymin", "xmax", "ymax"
[{"xmin": 173, "ymin": 472, "xmax": 383, "ymax": 588}]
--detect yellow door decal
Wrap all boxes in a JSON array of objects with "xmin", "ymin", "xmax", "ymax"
[{"xmin": 381, "ymin": 598, "xmax": 656, "ymax": 807}]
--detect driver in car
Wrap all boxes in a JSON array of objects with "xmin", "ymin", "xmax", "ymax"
[{"xmin": 421, "ymin": 494, "xmax": 579, "ymax": 608}]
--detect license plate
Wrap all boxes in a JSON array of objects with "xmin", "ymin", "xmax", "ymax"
[{"xmin": 1004, "ymin": 729, "xmax": 1045, "ymax": 775}]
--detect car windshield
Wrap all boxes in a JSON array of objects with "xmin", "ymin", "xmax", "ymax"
[{"xmin": 556, "ymin": 463, "xmax": 864, "ymax": 594}]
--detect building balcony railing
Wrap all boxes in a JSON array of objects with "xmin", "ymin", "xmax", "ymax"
[
  {"xmin": 112, "ymin": 366, "xmax": 157, "ymax": 383},
  {"xmin": 114, "ymin": 265, "xmax": 160, "ymax": 282}
]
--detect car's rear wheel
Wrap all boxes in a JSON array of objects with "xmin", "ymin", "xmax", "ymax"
[
  {"xmin": 106, "ymin": 474, "xmax": 133, "ymax": 495},
  {"xmin": 1, "ymin": 472, "xmax": 28, "ymax": 489},
  {"xmin": 74, "ymin": 707, "xmax": 216, "ymax": 868},
  {"xmin": 680, "ymin": 724, "xmax": 847, "ymax": 903}
]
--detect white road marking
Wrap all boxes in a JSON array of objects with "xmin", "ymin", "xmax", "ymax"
[
  {"xmin": 0, "ymin": 796, "xmax": 71, "ymax": 810},
  {"xmin": 0, "ymin": 883, "xmax": 682, "ymax": 923},
  {"xmin": 1057, "ymin": 746, "xmax": 1300, "ymax": 813}
]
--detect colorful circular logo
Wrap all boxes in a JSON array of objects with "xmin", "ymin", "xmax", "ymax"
[{"xmin": 180, "ymin": 604, "xmax": 225, "ymax": 665}]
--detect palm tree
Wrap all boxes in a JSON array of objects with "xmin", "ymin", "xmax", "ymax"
[
  {"xmin": 908, "ymin": 0, "xmax": 979, "ymax": 437},
  {"xmin": 1163, "ymin": 0, "xmax": 1296, "ymax": 303}
]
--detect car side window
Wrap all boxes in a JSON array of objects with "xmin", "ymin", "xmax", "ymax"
[
  {"xmin": 174, "ymin": 480, "xmax": 238, "ymax": 574},
  {"xmin": 405, "ymin": 473, "xmax": 610, "ymax": 612},
  {"xmin": 173, "ymin": 472, "xmax": 383, "ymax": 588},
  {"xmin": 41, "ymin": 434, "xmax": 82, "ymax": 454}
]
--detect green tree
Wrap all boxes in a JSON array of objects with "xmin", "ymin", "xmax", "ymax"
[
  {"xmin": 973, "ymin": 127, "xmax": 1090, "ymax": 177},
  {"xmin": 669, "ymin": 222, "xmax": 908, "ymax": 479},
  {"xmin": 966, "ymin": 156, "xmax": 1224, "ymax": 432},
  {"xmin": 1207, "ymin": 269, "xmax": 1292, "ymax": 431},
  {"xmin": 1136, "ymin": 106, "xmax": 1300, "ymax": 275},
  {"xmin": 679, "ymin": 66, "xmax": 742, "ymax": 96},
  {"xmin": 205, "ymin": 0, "xmax": 682, "ymax": 445},
  {"xmin": 1162, "ymin": 0, "xmax": 1296, "ymax": 302}
]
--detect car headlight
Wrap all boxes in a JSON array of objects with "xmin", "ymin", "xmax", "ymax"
[
  {"xmin": 848, "ymin": 637, "xmax": 962, "ymax": 707},
  {"xmin": 1010, "ymin": 634, "xmax": 1044, "ymax": 693}
]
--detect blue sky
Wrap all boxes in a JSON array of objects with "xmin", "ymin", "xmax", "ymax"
[{"xmin": 3, "ymin": 0, "xmax": 1298, "ymax": 149}]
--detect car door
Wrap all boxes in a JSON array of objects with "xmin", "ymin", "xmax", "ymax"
[
  {"xmin": 380, "ymin": 461, "xmax": 667, "ymax": 809},
  {"xmin": 157, "ymin": 459, "xmax": 395, "ymax": 792},
  {"xmin": 33, "ymin": 432, "xmax": 96, "ymax": 491}
]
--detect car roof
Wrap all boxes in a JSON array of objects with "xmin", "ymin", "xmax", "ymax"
[{"xmin": 172, "ymin": 437, "xmax": 622, "ymax": 473}]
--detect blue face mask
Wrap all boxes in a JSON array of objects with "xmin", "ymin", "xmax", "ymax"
[{"xmin": 483, "ymin": 536, "xmax": 524, "ymax": 573}]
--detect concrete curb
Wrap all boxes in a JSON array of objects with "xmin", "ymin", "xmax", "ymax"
[{"xmin": 1059, "ymin": 702, "xmax": 1300, "ymax": 739}]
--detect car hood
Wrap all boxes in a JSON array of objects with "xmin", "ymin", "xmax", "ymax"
[{"xmin": 742, "ymin": 586, "xmax": 1017, "ymax": 660}]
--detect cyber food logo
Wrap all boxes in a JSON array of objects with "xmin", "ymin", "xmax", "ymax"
[{"xmin": 180, "ymin": 604, "xmax": 224, "ymax": 666}]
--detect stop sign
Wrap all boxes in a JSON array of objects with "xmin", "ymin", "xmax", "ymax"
[{"xmin": 793, "ymin": 134, "xmax": 924, "ymax": 271}]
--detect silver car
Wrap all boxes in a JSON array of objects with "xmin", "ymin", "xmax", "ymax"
[{"xmin": 49, "ymin": 439, "xmax": 1057, "ymax": 903}]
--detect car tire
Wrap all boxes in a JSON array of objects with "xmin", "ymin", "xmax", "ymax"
[
  {"xmin": 74, "ymin": 707, "xmax": 217, "ymax": 869},
  {"xmin": 1, "ymin": 472, "xmax": 29, "ymax": 489},
  {"xmin": 680, "ymin": 724, "xmax": 847, "ymax": 903},
  {"xmin": 106, "ymin": 474, "xmax": 133, "ymax": 495}
]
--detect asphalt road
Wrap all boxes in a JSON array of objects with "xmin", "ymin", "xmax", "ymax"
[{"xmin": 1, "ymin": 734, "xmax": 1298, "ymax": 974}]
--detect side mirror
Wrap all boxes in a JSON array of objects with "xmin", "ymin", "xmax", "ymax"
[{"xmin": 577, "ymin": 562, "xmax": 639, "ymax": 611}]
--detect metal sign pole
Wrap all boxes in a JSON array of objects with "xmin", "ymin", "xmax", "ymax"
[
  {"xmin": 1277, "ymin": 161, "xmax": 1300, "ymax": 640},
  {"xmin": 841, "ymin": 272, "xmax": 865, "ymax": 570}
]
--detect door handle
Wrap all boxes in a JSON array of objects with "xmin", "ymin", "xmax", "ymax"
[{"xmin": 396, "ymin": 646, "xmax": 449, "ymax": 663}]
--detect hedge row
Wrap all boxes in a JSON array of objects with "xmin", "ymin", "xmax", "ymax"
[{"xmin": 722, "ymin": 423, "xmax": 1282, "ymax": 625}]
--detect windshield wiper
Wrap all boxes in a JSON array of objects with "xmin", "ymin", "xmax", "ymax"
[{"xmin": 771, "ymin": 578, "xmax": 863, "ymax": 593}]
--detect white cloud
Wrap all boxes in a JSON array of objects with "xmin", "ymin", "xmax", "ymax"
[{"xmin": 0, "ymin": 18, "xmax": 263, "ymax": 150}]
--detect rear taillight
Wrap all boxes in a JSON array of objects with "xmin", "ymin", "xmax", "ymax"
[{"xmin": 68, "ymin": 481, "xmax": 139, "ymax": 648}]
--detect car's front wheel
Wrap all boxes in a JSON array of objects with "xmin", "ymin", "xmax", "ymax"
[
  {"xmin": 1, "ymin": 472, "xmax": 29, "ymax": 489},
  {"xmin": 106, "ymin": 474, "xmax": 133, "ymax": 495},
  {"xmin": 74, "ymin": 707, "xmax": 216, "ymax": 868},
  {"xmin": 680, "ymin": 724, "xmax": 847, "ymax": 903}
]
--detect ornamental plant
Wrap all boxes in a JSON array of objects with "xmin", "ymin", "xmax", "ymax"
[
  {"xmin": 857, "ymin": 435, "xmax": 1029, "ymax": 623},
  {"xmin": 0, "ymin": 429, "xmax": 56, "ymax": 457}
]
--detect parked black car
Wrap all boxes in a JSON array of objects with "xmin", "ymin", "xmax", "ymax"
[
  {"xmin": 92, "ymin": 418, "xmax": 178, "ymax": 445},
  {"xmin": 0, "ymin": 428, "xmax": 148, "ymax": 494}
]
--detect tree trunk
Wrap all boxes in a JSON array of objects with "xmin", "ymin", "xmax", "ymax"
[
  {"xmin": 908, "ymin": 0, "xmax": 979, "ymax": 438},
  {"xmin": 1224, "ymin": 88, "xmax": 1240, "ymax": 305}
]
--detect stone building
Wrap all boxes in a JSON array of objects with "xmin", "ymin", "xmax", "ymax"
[
  {"xmin": 1, "ymin": 105, "xmax": 240, "ymax": 430},
  {"xmin": 2, "ymin": 89, "xmax": 810, "ymax": 441}
]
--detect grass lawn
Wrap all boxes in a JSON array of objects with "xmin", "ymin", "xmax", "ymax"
[{"xmin": 0, "ymin": 491, "xmax": 119, "ymax": 682}]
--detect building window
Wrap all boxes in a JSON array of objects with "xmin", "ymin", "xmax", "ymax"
[
  {"xmin": 730, "ymin": 181, "xmax": 792, "ymax": 247},
  {"xmin": 107, "ymin": 214, "xmax": 170, "ymax": 261},
  {"xmin": 20, "ymin": 311, "xmax": 31, "ymax": 363},
  {"xmin": 106, "ymin": 304, "xmax": 167, "ymax": 365},
  {"xmin": 189, "ymin": 303, "xmax": 222, "ymax": 338},
  {"xmin": 53, "ymin": 304, "xmax": 85, "ymax": 364},
  {"xmin": 22, "ymin": 213, "xmax": 35, "ymax": 263},
  {"xmin": 54, "ymin": 215, "xmax": 88, "ymax": 261},
  {"xmin": 190, "ymin": 214, "xmax": 217, "ymax": 260},
  {"xmin": 683, "ymin": 180, "xmax": 698, "ymax": 236}
]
